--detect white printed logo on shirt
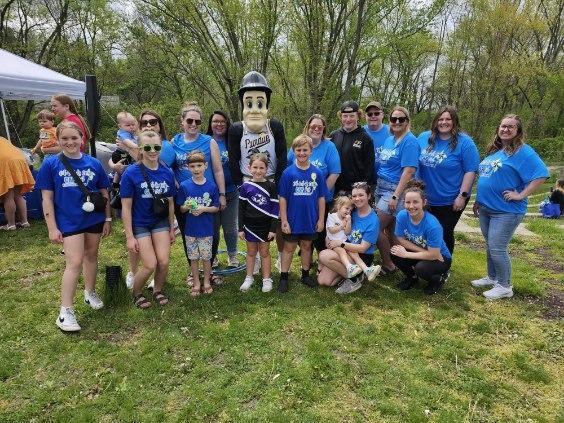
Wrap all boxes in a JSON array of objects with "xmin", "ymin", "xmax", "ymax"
[
  {"xmin": 141, "ymin": 181, "xmax": 170, "ymax": 199},
  {"xmin": 479, "ymin": 158, "xmax": 502, "ymax": 178},
  {"xmin": 403, "ymin": 229, "xmax": 427, "ymax": 248},
  {"xmin": 59, "ymin": 168, "xmax": 95, "ymax": 188},
  {"xmin": 420, "ymin": 150, "xmax": 447, "ymax": 168}
]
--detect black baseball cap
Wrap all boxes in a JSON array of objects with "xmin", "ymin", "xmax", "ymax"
[{"xmin": 340, "ymin": 100, "xmax": 359, "ymax": 113}]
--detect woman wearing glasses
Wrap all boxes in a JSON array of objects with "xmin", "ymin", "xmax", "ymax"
[
  {"xmin": 417, "ymin": 106, "xmax": 480, "ymax": 254},
  {"xmin": 472, "ymin": 114, "xmax": 548, "ymax": 300},
  {"xmin": 138, "ymin": 110, "xmax": 175, "ymax": 167},
  {"xmin": 120, "ymin": 131, "xmax": 176, "ymax": 309},
  {"xmin": 375, "ymin": 106, "xmax": 420, "ymax": 275}
]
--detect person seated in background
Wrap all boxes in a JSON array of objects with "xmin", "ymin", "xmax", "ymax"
[
  {"xmin": 30, "ymin": 109, "xmax": 60, "ymax": 158},
  {"xmin": 549, "ymin": 179, "xmax": 564, "ymax": 215}
]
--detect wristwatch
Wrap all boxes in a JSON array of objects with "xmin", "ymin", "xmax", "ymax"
[
  {"xmin": 391, "ymin": 195, "xmax": 398, "ymax": 200},
  {"xmin": 219, "ymin": 192, "xmax": 226, "ymax": 196},
  {"xmin": 105, "ymin": 217, "xmax": 112, "ymax": 222},
  {"xmin": 459, "ymin": 191, "xmax": 468, "ymax": 198},
  {"xmin": 340, "ymin": 242, "xmax": 345, "ymax": 248}
]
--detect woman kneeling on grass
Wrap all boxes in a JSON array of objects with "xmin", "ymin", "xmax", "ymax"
[
  {"xmin": 390, "ymin": 180, "xmax": 452, "ymax": 295},
  {"xmin": 120, "ymin": 131, "xmax": 176, "ymax": 309},
  {"xmin": 36, "ymin": 121, "xmax": 111, "ymax": 332},
  {"xmin": 317, "ymin": 182, "xmax": 379, "ymax": 295}
]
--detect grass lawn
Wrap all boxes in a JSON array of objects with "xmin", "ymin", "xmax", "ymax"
[{"xmin": 0, "ymin": 220, "xmax": 562, "ymax": 422}]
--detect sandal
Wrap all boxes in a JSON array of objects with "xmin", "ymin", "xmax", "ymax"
[
  {"xmin": 186, "ymin": 275, "xmax": 194, "ymax": 287},
  {"xmin": 152, "ymin": 291, "xmax": 169, "ymax": 306},
  {"xmin": 380, "ymin": 265, "xmax": 398, "ymax": 276},
  {"xmin": 190, "ymin": 286, "xmax": 201, "ymax": 297},
  {"xmin": 0, "ymin": 225, "xmax": 16, "ymax": 231},
  {"xmin": 211, "ymin": 274, "xmax": 223, "ymax": 286},
  {"xmin": 133, "ymin": 294, "xmax": 152, "ymax": 309},
  {"xmin": 203, "ymin": 284, "xmax": 213, "ymax": 294}
]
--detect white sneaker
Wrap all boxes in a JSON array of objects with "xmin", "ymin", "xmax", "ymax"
[
  {"xmin": 275, "ymin": 255, "xmax": 281, "ymax": 272},
  {"xmin": 147, "ymin": 279, "xmax": 155, "ymax": 290},
  {"xmin": 335, "ymin": 278, "xmax": 362, "ymax": 295},
  {"xmin": 126, "ymin": 271, "xmax": 134, "ymax": 290},
  {"xmin": 56, "ymin": 307, "xmax": 81, "ymax": 332},
  {"xmin": 364, "ymin": 265, "xmax": 381, "ymax": 282},
  {"xmin": 84, "ymin": 290, "xmax": 104, "ymax": 310},
  {"xmin": 262, "ymin": 278, "xmax": 273, "ymax": 293},
  {"xmin": 471, "ymin": 276, "xmax": 497, "ymax": 287},
  {"xmin": 483, "ymin": 284, "xmax": 513, "ymax": 300},
  {"xmin": 253, "ymin": 256, "xmax": 261, "ymax": 275},
  {"xmin": 240, "ymin": 276, "xmax": 254, "ymax": 292},
  {"xmin": 346, "ymin": 264, "xmax": 362, "ymax": 279}
]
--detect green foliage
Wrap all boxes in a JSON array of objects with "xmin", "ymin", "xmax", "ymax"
[{"xmin": 527, "ymin": 136, "xmax": 564, "ymax": 164}]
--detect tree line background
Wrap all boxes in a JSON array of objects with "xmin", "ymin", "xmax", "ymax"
[{"xmin": 1, "ymin": 0, "xmax": 562, "ymax": 162}]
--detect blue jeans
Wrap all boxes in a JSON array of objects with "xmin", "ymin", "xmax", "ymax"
[
  {"xmin": 212, "ymin": 189, "xmax": 239, "ymax": 259},
  {"xmin": 478, "ymin": 204, "xmax": 524, "ymax": 287}
]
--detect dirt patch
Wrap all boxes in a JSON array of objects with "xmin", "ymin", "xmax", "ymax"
[
  {"xmin": 20, "ymin": 270, "xmax": 56, "ymax": 288},
  {"xmin": 525, "ymin": 286, "xmax": 564, "ymax": 320},
  {"xmin": 534, "ymin": 247, "xmax": 564, "ymax": 274}
]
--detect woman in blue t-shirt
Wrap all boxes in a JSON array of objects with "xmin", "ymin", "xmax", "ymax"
[
  {"xmin": 121, "ymin": 131, "xmax": 176, "ymax": 309},
  {"xmin": 417, "ymin": 106, "xmax": 480, "ymax": 254},
  {"xmin": 472, "ymin": 114, "xmax": 548, "ymax": 300},
  {"xmin": 391, "ymin": 180, "xmax": 452, "ymax": 295},
  {"xmin": 206, "ymin": 110, "xmax": 239, "ymax": 268},
  {"xmin": 375, "ymin": 106, "xmax": 420, "ymax": 274},
  {"xmin": 318, "ymin": 182, "xmax": 379, "ymax": 294},
  {"xmin": 36, "ymin": 121, "xmax": 111, "ymax": 332}
]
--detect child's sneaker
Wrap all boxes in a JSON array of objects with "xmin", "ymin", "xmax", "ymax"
[
  {"xmin": 262, "ymin": 278, "xmax": 273, "ymax": 292},
  {"xmin": 56, "ymin": 307, "xmax": 81, "ymax": 332},
  {"xmin": 278, "ymin": 277, "xmax": 289, "ymax": 293},
  {"xmin": 126, "ymin": 271, "xmax": 134, "ymax": 290},
  {"xmin": 346, "ymin": 264, "xmax": 362, "ymax": 279},
  {"xmin": 240, "ymin": 276, "xmax": 254, "ymax": 292},
  {"xmin": 364, "ymin": 265, "xmax": 381, "ymax": 282},
  {"xmin": 84, "ymin": 290, "xmax": 104, "ymax": 310}
]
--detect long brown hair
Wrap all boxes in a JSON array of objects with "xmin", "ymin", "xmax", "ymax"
[
  {"xmin": 303, "ymin": 114, "xmax": 328, "ymax": 139},
  {"xmin": 52, "ymin": 94, "xmax": 92, "ymax": 139},
  {"xmin": 428, "ymin": 105, "xmax": 460, "ymax": 152},
  {"xmin": 486, "ymin": 114, "xmax": 524, "ymax": 156},
  {"xmin": 139, "ymin": 109, "xmax": 169, "ymax": 141}
]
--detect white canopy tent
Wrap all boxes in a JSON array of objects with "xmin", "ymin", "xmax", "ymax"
[{"xmin": 0, "ymin": 48, "xmax": 86, "ymax": 141}]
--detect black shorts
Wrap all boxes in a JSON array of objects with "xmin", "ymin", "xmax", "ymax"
[
  {"xmin": 282, "ymin": 232, "xmax": 318, "ymax": 242},
  {"xmin": 63, "ymin": 222, "xmax": 104, "ymax": 238},
  {"xmin": 358, "ymin": 253, "xmax": 374, "ymax": 267}
]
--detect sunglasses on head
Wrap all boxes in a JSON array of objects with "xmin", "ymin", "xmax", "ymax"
[
  {"xmin": 352, "ymin": 181, "xmax": 369, "ymax": 188},
  {"xmin": 140, "ymin": 118, "xmax": 159, "ymax": 127},
  {"xmin": 366, "ymin": 111, "xmax": 382, "ymax": 117},
  {"xmin": 141, "ymin": 144, "xmax": 162, "ymax": 152},
  {"xmin": 185, "ymin": 118, "xmax": 202, "ymax": 125},
  {"xmin": 390, "ymin": 116, "xmax": 408, "ymax": 123}
]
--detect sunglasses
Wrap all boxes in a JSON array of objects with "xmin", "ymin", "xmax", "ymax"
[
  {"xmin": 141, "ymin": 144, "xmax": 162, "ymax": 152},
  {"xmin": 185, "ymin": 118, "xmax": 202, "ymax": 125},
  {"xmin": 140, "ymin": 118, "xmax": 159, "ymax": 127},
  {"xmin": 309, "ymin": 124, "xmax": 324, "ymax": 131},
  {"xmin": 390, "ymin": 116, "xmax": 408, "ymax": 123},
  {"xmin": 366, "ymin": 111, "xmax": 382, "ymax": 117}
]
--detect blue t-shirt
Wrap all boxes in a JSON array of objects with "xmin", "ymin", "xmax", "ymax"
[
  {"xmin": 287, "ymin": 139, "xmax": 341, "ymax": 202},
  {"xmin": 215, "ymin": 138, "xmax": 236, "ymax": 193},
  {"xmin": 159, "ymin": 139, "xmax": 176, "ymax": 168},
  {"xmin": 363, "ymin": 124, "xmax": 391, "ymax": 177},
  {"xmin": 116, "ymin": 128, "xmax": 137, "ymax": 143},
  {"xmin": 347, "ymin": 209, "xmax": 379, "ymax": 255},
  {"xmin": 120, "ymin": 163, "xmax": 176, "ymax": 227},
  {"xmin": 170, "ymin": 133, "xmax": 215, "ymax": 184},
  {"xmin": 476, "ymin": 144, "xmax": 548, "ymax": 214},
  {"xmin": 394, "ymin": 210, "xmax": 452, "ymax": 260},
  {"xmin": 417, "ymin": 131, "xmax": 480, "ymax": 206},
  {"xmin": 377, "ymin": 132, "xmax": 420, "ymax": 184},
  {"xmin": 35, "ymin": 154, "xmax": 110, "ymax": 234},
  {"xmin": 278, "ymin": 163, "xmax": 328, "ymax": 234},
  {"xmin": 176, "ymin": 178, "xmax": 219, "ymax": 237}
]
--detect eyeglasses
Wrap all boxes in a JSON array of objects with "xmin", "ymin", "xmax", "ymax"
[
  {"xmin": 390, "ymin": 116, "xmax": 408, "ymax": 123},
  {"xmin": 185, "ymin": 118, "xmax": 202, "ymax": 125},
  {"xmin": 140, "ymin": 118, "xmax": 159, "ymax": 127},
  {"xmin": 366, "ymin": 111, "xmax": 382, "ymax": 117},
  {"xmin": 141, "ymin": 144, "xmax": 162, "ymax": 152},
  {"xmin": 309, "ymin": 124, "xmax": 324, "ymax": 131},
  {"xmin": 500, "ymin": 124, "xmax": 517, "ymax": 130}
]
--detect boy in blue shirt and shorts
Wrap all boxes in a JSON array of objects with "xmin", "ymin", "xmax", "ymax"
[{"xmin": 278, "ymin": 134, "xmax": 328, "ymax": 293}]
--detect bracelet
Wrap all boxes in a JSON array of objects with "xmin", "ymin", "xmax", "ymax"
[
  {"xmin": 105, "ymin": 217, "xmax": 112, "ymax": 222},
  {"xmin": 219, "ymin": 193, "xmax": 226, "ymax": 196}
]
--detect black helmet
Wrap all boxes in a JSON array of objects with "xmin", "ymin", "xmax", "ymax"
[{"xmin": 238, "ymin": 71, "xmax": 272, "ymax": 106}]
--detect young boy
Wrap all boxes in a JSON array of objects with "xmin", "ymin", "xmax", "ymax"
[
  {"xmin": 278, "ymin": 134, "xmax": 328, "ymax": 293},
  {"xmin": 177, "ymin": 151, "xmax": 220, "ymax": 297},
  {"xmin": 31, "ymin": 109, "xmax": 60, "ymax": 157},
  {"xmin": 110, "ymin": 111, "xmax": 139, "ymax": 187}
]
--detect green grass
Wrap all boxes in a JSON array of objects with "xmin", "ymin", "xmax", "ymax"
[{"xmin": 0, "ymin": 221, "xmax": 562, "ymax": 421}]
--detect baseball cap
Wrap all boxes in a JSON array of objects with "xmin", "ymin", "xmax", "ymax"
[
  {"xmin": 340, "ymin": 100, "xmax": 359, "ymax": 113},
  {"xmin": 365, "ymin": 101, "xmax": 383, "ymax": 111}
]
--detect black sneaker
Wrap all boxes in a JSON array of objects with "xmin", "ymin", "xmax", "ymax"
[
  {"xmin": 278, "ymin": 278, "xmax": 289, "ymax": 293},
  {"xmin": 396, "ymin": 277, "xmax": 417, "ymax": 291},
  {"xmin": 301, "ymin": 275, "xmax": 317, "ymax": 288},
  {"xmin": 424, "ymin": 280, "xmax": 443, "ymax": 295}
]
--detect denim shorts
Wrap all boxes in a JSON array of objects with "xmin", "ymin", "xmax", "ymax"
[
  {"xmin": 374, "ymin": 179, "xmax": 404, "ymax": 216},
  {"xmin": 132, "ymin": 218, "xmax": 170, "ymax": 239}
]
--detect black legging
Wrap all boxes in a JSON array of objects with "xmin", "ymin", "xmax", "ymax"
[
  {"xmin": 427, "ymin": 201, "xmax": 469, "ymax": 254},
  {"xmin": 175, "ymin": 203, "xmax": 189, "ymax": 260},
  {"xmin": 391, "ymin": 255, "xmax": 452, "ymax": 284}
]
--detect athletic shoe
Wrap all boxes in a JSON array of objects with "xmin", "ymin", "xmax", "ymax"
[
  {"xmin": 301, "ymin": 275, "xmax": 317, "ymax": 288},
  {"xmin": 424, "ymin": 280, "xmax": 444, "ymax": 295},
  {"xmin": 278, "ymin": 277, "xmax": 289, "ymax": 293},
  {"xmin": 56, "ymin": 307, "xmax": 81, "ymax": 332},
  {"xmin": 471, "ymin": 276, "xmax": 497, "ymax": 287},
  {"xmin": 396, "ymin": 276, "xmax": 417, "ymax": 291},
  {"xmin": 253, "ymin": 256, "xmax": 261, "ymax": 275},
  {"xmin": 364, "ymin": 265, "xmax": 381, "ymax": 282},
  {"xmin": 346, "ymin": 264, "xmax": 362, "ymax": 279},
  {"xmin": 262, "ymin": 278, "xmax": 273, "ymax": 293},
  {"xmin": 335, "ymin": 278, "xmax": 362, "ymax": 294},
  {"xmin": 483, "ymin": 284, "xmax": 513, "ymax": 300},
  {"xmin": 147, "ymin": 279, "xmax": 155, "ymax": 290},
  {"xmin": 240, "ymin": 276, "xmax": 254, "ymax": 292},
  {"xmin": 84, "ymin": 291, "xmax": 104, "ymax": 310},
  {"xmin": 126, "ymin": 271, "xmax": 134, "ymax": 290},
  {"xmin": 228, "ymin": 254, "xmax": 240, "ymax": 267}
]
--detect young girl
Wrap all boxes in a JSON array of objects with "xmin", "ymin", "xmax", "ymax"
[
  {"xmin": 120, "ymin": 131, "xmax": 176, "ymax": 309},
  {"xmin": 391, "ymin": 180, "xmax": 452, "ymax": 295},
  {"xmin": 36, "ymin": 121, "xmax": 111, "ymax": 331},
  {"xmin": 238, "ymin": 153, "xmax": 279, "ymax": 292},
  {"xmin": 327, "ymin": 196, "xmax": 381, "ymax": 281}
]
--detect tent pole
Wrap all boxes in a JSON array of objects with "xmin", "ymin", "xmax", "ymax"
[
  {"xmin": 85, "ymin": 75, "xmax": 99, "ymax": 157},
  {"xmin": 0, "ymin": 99, "xmax": 11, "ymax": 142}
]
